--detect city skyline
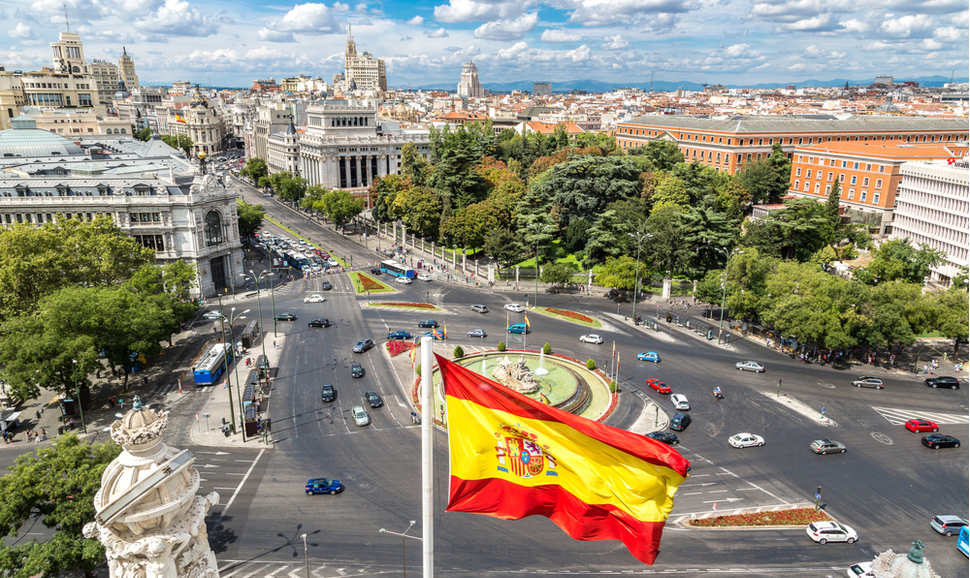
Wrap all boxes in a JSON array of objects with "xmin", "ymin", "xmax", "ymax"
[{"xmin": 1, "ymin": 0, "xmax": 967, "ymax": 88}]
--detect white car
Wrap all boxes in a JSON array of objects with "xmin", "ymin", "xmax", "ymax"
[
  {"xmin": 202, "ymin": 311, "xmax": 224, "ymax": 320},
  {"xmin": 327, "ymin": 258, "xmax": 340, "ymax": 267},
  {"xmin": 736, "ymin": 360, "xmax": 766, "ymax": 373},
  {"xmin": 351, "ymin": 405, "xmax": 370, "ymax": 427},
  {"xmin": 417, "ymin": 273, "xmax": 432, "ymax": 281},
  {"xmin": 807, "ymin": 521, "xmax": 858, "ymax": 544},
  {"xmin": 504, "ymin": 303, "xmax": 524, "ymax": 312},
  {"xmin": 670, "ymin": 393, "xmax": 690, "ymax": 411},
  {"xmin": 728, "ymin": 432, "xmax": 765, "ymax": 448},
  {"xmin": 395, "ymin": 276, "xmax": 412, "ymax": 284},
  {"xmin": 304, "ymin": 295, "xmax": 326, "ymax": 303},
  {"xmin": 580, "ymin": 334, "xmax": 603, "ymax": 344}
]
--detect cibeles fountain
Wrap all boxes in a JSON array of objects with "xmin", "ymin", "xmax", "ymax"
[{"xmin": 83, "ymin": 397, "xmax": 220, "ymax": 578}]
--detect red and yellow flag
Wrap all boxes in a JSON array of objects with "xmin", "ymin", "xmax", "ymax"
[
  {"xmin": 442, "ymin": 323, "xmax": 448, "ymax": 339},
  {"xmin": 409, "ymin": 343, "xmax": 417, "ymax": 370},
  {"xmin": 524, "ymin": 312, "xmax": 531, "ymax": 329},
  {"xmin": 438, "ymin": 354, "xmax": 689, "ymax": 564},
  {"xmin": 174, "ymin": 111, "xmax": 186, "ymax": 124}
]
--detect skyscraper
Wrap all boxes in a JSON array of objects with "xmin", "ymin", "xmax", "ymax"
[
  {"xmin": 119, "ymin": 47, "xmax": 140, "ymax": 89},
  {"xmin": 457, "ymin": 62, "xmax": 483, "ymax": 98},
  {"xmin": 344, "ymin": 30, "xmax": 386, "ymax": 92}
]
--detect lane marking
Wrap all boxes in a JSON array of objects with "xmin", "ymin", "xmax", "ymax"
[{"xmin": 215, "ymin": 449, "xmax": 265, "ymax": 525}]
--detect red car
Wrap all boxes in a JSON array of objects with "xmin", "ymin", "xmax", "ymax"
[
  {"xmin": 646, "ymin": 379, "xmax": 671, "ymax": 394},
  {"xmin": 905, "ymin": 419, "xmax": 939, "ymax": 433}
]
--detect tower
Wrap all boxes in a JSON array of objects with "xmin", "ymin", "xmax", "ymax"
[
  {"xmin": 51, "ymin": 31, "xmax": 86, "ymax": 75},
  {"xmin": 119, "ymin": 47, "xmax": 140, "ymax": 89},
  {"xmin": 457, "ymin": 62, "xmax": 483, "ymax": 98}
]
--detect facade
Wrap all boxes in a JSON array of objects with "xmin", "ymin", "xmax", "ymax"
[
  {"xmin": 616, "ymin": 116, "xmax": 969, "ymax": 174},
  {"xmin": 457, "ymin": 62, "xmax": 483, "ymax": 98},
  {"xmin": 787, "ymin": 141, "xmax": 968, "ymax": 234},
  {"xmin": 165, "ymin": 89, "xmax": 227, "ymax": 157},
  {"xmin": 533, "ymin": 83, "xmax": 553, "ymax": 97},
  {"xmin": 0, "ymin": 71, "xmax": 28, "ymax": 130},
  {"xmin": 87, "ymin": 59, "xmax": 120, "ymax": 106},
  {"xmin": 20, "ymin": 70, "xmax": 96, "ymax": 107},
  {"xmin": 344, "ymin": 33, "xmax": 386, "ymax": 92},
  {"xmin": 0, "ymin": 116, "xmax": 244, "ymax": 297},
  {"xmin": 50, "ymin": 31, "xmax": 86, "ymax": 75},
  {"xmin": 21, "ymin": 107, "xmax": 130, "ymax": 136},
  {"xmin": 169, "ymin": 80, "xmax": 193, "ymax": 96},
  {"xmin": 118, "ymin": 47, "xmax": 139, "ymax": 90},
  {"xmin": 249, "ymin": 103, "xmax": 293, "ymax": 161},
  {"xmin": 266, "ymin": 122, "xmax": 301, "ymax": 175},
  {"xmin": 891, "ymin": 159, "xmax": 969, "ymax": 286}
]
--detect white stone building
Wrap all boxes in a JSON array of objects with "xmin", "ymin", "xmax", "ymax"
[
  {"xmin": 342, "ymin": 32, "xmax": 386, "ymax": 93},
  {"xmin": 457, "ymin": 62, "xmax": 483, "ymax": 98}
]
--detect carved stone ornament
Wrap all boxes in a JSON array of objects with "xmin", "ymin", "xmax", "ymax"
[{"xmin": 491, "ymin": 355, "xmax": 540, "ymax": 394}]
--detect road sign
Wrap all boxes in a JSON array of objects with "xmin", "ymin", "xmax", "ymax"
[{"xmin": 815, "ymin": 493, "xmax": 821, "ymax": 500}]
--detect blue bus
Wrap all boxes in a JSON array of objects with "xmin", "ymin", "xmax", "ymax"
[
  {"xmin": 193, "ymin": 343, "xmax": 234, "ymax": 385},
  {"xmin": 288, "ymin": 252, "xmax": 309, "ymax": 268},
  {"xmin": 959, "ymin": 525, "xmax": 969, "ymax": 557},
  {"xmin": 380, "ymin": 259, "xmax": 415, "ymax": 278}
]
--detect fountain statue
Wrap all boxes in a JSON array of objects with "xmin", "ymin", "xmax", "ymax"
[
  {"xmin": 83, "ymin": 396, "xmax": 220, "ymax": 578},
  {"xmin": 491, "ymin": 356, "xmax": 540, "ymax": 394}
]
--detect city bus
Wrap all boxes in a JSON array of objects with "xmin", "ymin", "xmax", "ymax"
[
  {"xmin": 192, "ymin": 343, "xmax": 234, "ymax": 385},
  {"xmin": 289, "ymin": 252, "xmax": 309, "ymax": 268},
  {"xmin": 959, "ymin": 525, "xmax": 969, "ymax": 557},
  {"xmin": 380, "ymin": 260, "xmax": 416, "ymax": 278}
]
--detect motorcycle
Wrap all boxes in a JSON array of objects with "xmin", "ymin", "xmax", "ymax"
[
  {"xmin": 713, "ymin": 390, "xmax": 724, "ymax": 400},
  {"xmin": 221, "ymin": 425, "xmax": 231, "ymax": 437}
]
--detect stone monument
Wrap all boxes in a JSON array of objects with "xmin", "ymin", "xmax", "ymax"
[
  {"xmin": 84, "ymin": 397, "xmax": 220, "ymax": 578},
  {"xmin": 491, "ymin": 355, "xmax": 540, "ymax": 394},
  {"xmin": 871, "ymin": 540, "xmax": 941, "ymax": 578}
]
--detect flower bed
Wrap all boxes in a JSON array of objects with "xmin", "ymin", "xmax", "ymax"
[
  {"xmin": 359, "ymin": 275, "xmax": 385, "ymax": 291},
  {"xmin": 349, "ymin": 271, "xmax": 394, "ymax": 293},
  {"xmin": 545, "ymin": 307, "xmax": 593, "ymax": 323},
  {"xmin": 386, "ymin": 340, "xmax": 414, "ymax": 357},
  {"xmin": 371, "ymin": 302, "xmax": 436, "ymax": 309},
  {"xmin": 688, "ymin": 508, "xmax": 831, "ymax": 527}
]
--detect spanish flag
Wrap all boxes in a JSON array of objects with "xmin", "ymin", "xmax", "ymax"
[
  {"xmin": 433, "ymin": 326, "xmax": 443, "ymax": 340},
  {"xmin": 409, "ymin": 343, "xmax": 417, "ymax": 371},
  {"xmin": 524, "ymin": 312, "xmax": 531, "ymax": 329},
  {"xmin": 174, "ymin": 111, "xmax": 186, "ymax": 124},
  {"xmin": 439, "ymin": 354, "xmax": 688, "ymax": 564},
  {"xmin": 442, "ymin": 323, "xmax": 448, "ymax": 339}
]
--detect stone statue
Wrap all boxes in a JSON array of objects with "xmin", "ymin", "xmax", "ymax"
[
  {"xmin": 491, "ymin": 355, "xmax": 540, "ymax": 394},
  {"xmin": 83, "ymin": 396, "xmax": 220, "ymax": 578}
]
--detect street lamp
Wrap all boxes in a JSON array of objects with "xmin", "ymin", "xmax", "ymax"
[
  {"xmin": 526, "ymin": 223, "xmax": 551, "ymax": 309},
  {"xmin": 216, "ymin": 295, "xmax": 249, "ymax": 436},
  {"xmin": 714, "ymin": 248, "xmax": 743, "ymax": 345},
  {"xmin": 300, "ymin": 533, "xmax": 309, "ymax": 578},
  {"xmin": 379, "ymin": 520, "xmax": 420, "ymax": 578},
  {"xmin": 628, "ymin": 231, "xmax": 653, "ymax": 323},
  {"xmin": 70, "ymin": 359, "xmax": 87, "ymax": 433},
  {"xmin": 241, "ymin": 270, "xmax": 271, "ymax": 362}
]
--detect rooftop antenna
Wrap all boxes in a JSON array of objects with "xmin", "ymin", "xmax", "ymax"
[
  {"xmin": 650, "ymin": 70, "xmax": 654, "ymax": 93},
  {"xmin": 63, "ymin": 2, "xmax": 70, "ymax": 31},
  {"xmin": 950, "ymin": 70, "xmax": 955, "ymax": 84}
]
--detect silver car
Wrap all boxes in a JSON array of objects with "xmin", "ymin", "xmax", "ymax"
[
  {"xmin": 351, "ymin": 405, "xmax": 370, "ymax": 427},
  {"xmin": 736, "ymin": 360, "xmax": 765, "ymax": 372},
  {"xmin": 670, "ymin": 393, "xmax": 690, "ymax": 411}
]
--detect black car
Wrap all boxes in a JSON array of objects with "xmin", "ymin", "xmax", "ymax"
[
  {"xmin": 417, "ymin": 320, "xmax": 439, "ymax": 328},
  {"xmin": 646, "ymin": 431, "xmax": 680, "ymax": 445},
  {"xmin": 370, "ymin": 268, "xmax": 383, "ymax": 275},
  {"xmin": 353, "ymin": 338, "xmax": 375, "ymax": 353},
  {"xmin": 669, "ymin": 412, "xmax": 692, "ymax": 432},
  {"xmin": 921, "ymin": 434, "xmax": 961, "ymax": 449},
  {"xmin": 321, "ymin": 281, "xmax": 333, "ymax": 291},
  {"xmin": 321, "ymin": 384, "xmax": 336, "ymax": 402},
  {"xmin": 925, "ymin": 376, "xmax": 960, "ymax": 390},
  {"xmin": 365, "ymin": 391, "xmax": 384, "ymax": 408},
  {"xmin": 308, "ymin": 318, "xmax": 332, "ymax": 328},
  {"xmin": 351, "ymin": 362, "xmax": 365, "ymax": 378},
  {"xmin": 275, "ymin": 313, "xmax": 297, "ymax": 321}
]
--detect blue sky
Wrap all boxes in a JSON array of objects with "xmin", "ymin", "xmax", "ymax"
[{"xmin": 2, "ymin": 0, "xmax": 967, "ymax": 88}]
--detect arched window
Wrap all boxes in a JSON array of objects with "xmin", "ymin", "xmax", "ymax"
[{"xmin": 204, "ymin": 211, "xmax": 223, "ymax": 246}]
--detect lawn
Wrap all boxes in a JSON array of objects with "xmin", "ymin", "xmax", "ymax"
[
  {"xmin": 687, "ymin": 507, "xmax": 831, "ymax": 527},
  {"xmin": 532, "ymin": 306, "xmax": 603, "ymax": 328},
  {"xmin": 348, "ymin": 271, "xmax": 395, "ymax": 294}
]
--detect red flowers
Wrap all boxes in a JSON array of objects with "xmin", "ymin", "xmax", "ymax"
[
  {"xmin": 545, "ymin": 307, "xmax": 593, "ymax": 323},
  {"xmin": 358, "ymin": 276, "xmax": 385, "ymax": 291},
  {"xmin": 385, "ymin": 341, "xmax": 414, "ymax": 357},
  {"xmin": 688, "ymin": 508, "xmax": 831, "ymax": 527},
  {"xmin": 373, "ymin": 302, "xmax": 436, "ymax": 309}
]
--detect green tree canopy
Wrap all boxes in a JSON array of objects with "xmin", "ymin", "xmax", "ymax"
[
  {"xmin": 627, "ymin": 140, "xmax": 684, "ymax": 171},
  {"xmin": 737, "ymin": 144, "xmax": 791, "ymax": 204},
  {"xmin": 160, "ymin": 134, "xmax": 193, "ymax": 155},
  {"xmin": 483, "ymin": 228, "xmax": 523, "ymax": 268},
  {"xmin": 133, "ymin": 127, "xmax": 153, "ymax": 142},
  {"xmin": 595, "ymin": 255, "xmax": 646, "ymax": 291},
  {"xmin": 392, "ymin": 186, "xmax": 442, "ymax": 240},
  {"xmin": 541, "ymin": 262, "xmax": 576, "ymax": 288},
  {"xmin": 241, "ymin": 157, "xmax": 269, "ymax": 183},
  {"xmin": 859, "ymin": 238, "xmax": 947, "ymax": 285},
  {"xmin": 317, "ymin": 190, "xmax": 364, "ymax": 228},
  {"xmin": 531, "ymin": 156, "xmax": 647, "ymax": 227},
  {"xmin": 236, "ymin": 201, "xmax": 265, "ymax": 238},
  {"xmin": 371, "ymin": 174, "xmax": 407, "ymax": 223}
]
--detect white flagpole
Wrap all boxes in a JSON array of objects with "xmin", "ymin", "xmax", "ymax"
[{"xmin": 420, "ymin": 335, "xmax": 434, "ymax": 578}]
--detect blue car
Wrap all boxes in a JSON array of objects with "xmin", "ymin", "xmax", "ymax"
[
  {"xmin": 424, "ymin": 331, "xmax": 444, "ymax": 341},
  {"xmin": 305, "ymin": 478, "xmax": 344, "ymax": 495},
  {"xmin": 637, "ymin": 351, "xmax": 661, "ymax": 363},
  {"xmin": 387, "ymin": 330, "xmax": 412, "ymax": 341},
  {"xmin": 507, "ymin": 323, "xmax": 529, "ymax": 334}
]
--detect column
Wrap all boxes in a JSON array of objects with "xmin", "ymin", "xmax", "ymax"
[{"xmin": 356, "ymin": 156, "xmax": 362, "ymax": 188}]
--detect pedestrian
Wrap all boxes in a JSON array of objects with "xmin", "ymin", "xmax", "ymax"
[
  {"xmin": 923, "ymin": 365, "xmax": 928, "ymax": 374},
  {"xmin": 109, "ymin": 397, "xmax": 115, "ymax": 407},
  {"xmin": 119, "ymin": 399, "xmax": 124, "ymax": 410},
  {"xmin": 273, "ymin": 340, "xmax": 277, "ymax": 349}
]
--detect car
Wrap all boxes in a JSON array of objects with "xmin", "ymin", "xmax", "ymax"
[
  {"xmin": 468, "ymin": 328, "xmax": 487, "ymax": 338},
  {"xmin": 395, "ymin": 276, "xmax": 412, "ymax": 284},
  {"xmin": 202, "ymin": 311, "xmax": 223, "ymax": 320},
  {"xmin": 304, "ymin": 294, "xmax": 326, "ymax": 303},
  {"xmin": 668, "ymin": 412, "xmax": 691, "ymax": 431},
  {"xmin": 930, "ymin": 515, "xmax": 968, "ymax": 537},
  {"xmin": 327, "ymin": 258, "xmax": 339, "ymax": 267},
  {"xmin": 417, "ymin": 273, "xmax": 432, "ymax": 281},
  {"xmin": 365, "ymin": 391, "xmax": 384, "ymax": 408},
  {"xmin": 852, "ymin": 376, "xmax": 885, "ymax": 389},
  {"xmin": 351, "ymin": 362, "xmax": 365, "ymax": 378},
  {"xmin": 321, "ymin": 384, "xmax": 336, "ymax": 402},
  {"xmin": 637, "ymin": 351, "xmax": 661, "ymax": 363},
  {"xmin": 580, "ymin": 334, "xmax": 603, "ymax": 344},
  {"xmin": 370, "ymin": 268, "xmax": 383, "ymax": 275},
  {"xmin": 311, "ymin": 264, "xmax": 323, "ymax": 272},
  {"xmin": 387, "ymin": 330, "xmax": 412, "ymax": 341},
  {"xmin": 670, "ymin": 393, "xmax": 690, "ymax": 411},
  {"xmin": 417, "ymin": 320, "xmax": 439, "ymax": 328},
  {"xmin": 904, "ymin": 419, "xmax": 939, "ymax": 433},
  {"xmin": 846, "ymin": 562, "xmax": 874, "ymax": 577},
  {"xmin": 810, "ymin": 439, "xmax": 846, "ymax": 454},
  {"xmin": 274, "ymin": 313, "xmax": 297, "ymax": 321},
  {"xmin": 321, "ymin": 281, "xmax": 333, "ymax": 291},
  {"xmin": 504, "ymin": 303, "xmax": 524, "ymax": 313},
  {"xmin": 736, "ymin": 360, "xmax": 765, "ymax": 372},
  {"xmin": 305, "ymin": 478, "xmax": 344, "ymax": 495},
  {"xmin": 470, "ymin": 304, "xmax": 488, "ymax": 313},
  {"xmin": 807, "ymin": 521, "xmax": 858, "ymax": 544},
  {"xmin": 729, "ymin": 433, "xmax": 765, "ymax": 448},
  {"xmin": 646, "ymin": 379, "xmax": 671, "ymax": 394},
  {"xmin": 921, "ymin": 433, "xmax": 961, "ymax": 449},
  {"xmin": 423, "ymin": 331, "xmax": 444, "ymax": 341},
  {"xmin": 645, "ymin": 431, "xmax": 679, "ymax": 445},
  {"xmin": 351, "ymin": 405, "xmax": 370, "ymax": 427},
  {"xmin": 308, "ymin": 318, "xmax": 333, "ymax": 328},
  {"xmin": 925, "ymin": 376, "xmax": 961, "ymax": 389},
  {"xmin": 507, "ymin": 323, "xmax": 529, "ymax": 334},
  {"xmin": 352, "ymin": 338, "xmax": 375, "ymax": 353}
]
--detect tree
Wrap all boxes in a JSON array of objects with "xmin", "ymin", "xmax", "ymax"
[
  {"xmin": 400, "ymin": 143, "xmax": 428, "ymax": 186},
  {"xmin": 371, "ymin": 175, "xmax": 407, "ymax": 223},
  {"xmin": 531, "ymin": 156, "xmax": 646, "ymax": 227},
  {"xmin": 562, "ymin": 218, "xmax": 590, "ymax": 253},
  {"xmin": 318, "ymin": 190, "xmax": 364, "ymax": 228},
  {"xmin": 241, "ymin": 157, "xmax": 269, "ymax": 184},
  {"xmin": 595, "ymin": 256, "xmax": 646, "ymax": 291},
  {"xmin": 737, "ymin": 144, "xmax": 791, "ymax": 204},
  {"xmin": 628, "ymin": 140, "xmax": 684, "ymax": 171},
  {"xmin": 860, "ymin": 238, "xmax": 947, "ymax": 285},
  {"xmin": 264, "ymin": 171, "xmax": 307, "ymax": 203},
  {"xmin": 392, "ymin": 186, "xmax": 442, "ymax": 240},
  {"xmin": 483, "ymin": 228, "xmax": 523, "ymax": 268},
  {"xmin": 429, "ymin": 129, "xmax": 488, "ymax": 211},
  {"xmin": 650, "ymin": 175, "xmax": 689, "ymax": 210},
  {"xmin": 645, "ymin": 204, "xmax": 687, "ymax": 276},
  {"xmin": 669, "ymin": 161, "xmax": 720, "ymax": 205},
  {"xmin": 826, "ymin": 180, "xmax": 842, "ymax": 227},
  {"xmin": 931, "ymin": 288, "xmax": 970, "ymax": 353},
  {"xmin": 715, "ymin": 177, "xmax": 751, "ymax": 220},
  {"xmin": 0, "ymin": 435, "xmax": 121, "ymax": 578},
  {"xmin": 133, "ymin": 127, "xmax": 153, "ymax": 142},
  {"xmin": 541, "ymin": 262, "xmax": 575, "ymax": 290},
  {"xmin": 236, "ymin": 201, "xmax": 265, "ymax": 238},
  {"xmin": 160, "ymin": 134, "xmax": 193, "ymax": 155},
  {"xmin": 678, "ymin": 206, "xmax": 741, "ymax": 278},
  {"xmin": 584, "ymin": 210, "xmax": 627, "ymax": 267}
]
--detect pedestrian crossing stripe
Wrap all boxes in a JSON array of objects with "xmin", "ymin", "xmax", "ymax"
[{"xmin": 872, "ymin": 406, "xmax": 970, "ymax": 426}]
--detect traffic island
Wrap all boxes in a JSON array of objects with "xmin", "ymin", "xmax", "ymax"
[
  {"xmin": 531, "ymin": 306, "xmax": 604, "ymax": 328},
  {"xmin": 367, "ymin": 302, "xmax": 444, "ymax": 311},
  {"xmin": 682, "ymin": 506, "xmax": 831, "ymax": 528},
  {"xmin": 348, "ymin": 271, "xmax": 395, "ymax": 294}
]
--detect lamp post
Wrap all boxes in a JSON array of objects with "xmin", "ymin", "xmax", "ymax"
[
  {"xmin": 380, "ymin": 520, "xmax": 420, "ymax": 578},
  {"xmin": 715, "ymin": 248, "xmax": 743, "ymax": 345},
  {"xmin": 527, "ymin": 223, "xmax": 551, "ymax": 309},
  {"xmin": 226, "ymin": 306, "xmax": 250, "ymax": 441},
  {"xmin": 628, "ymin": 231, "xmax": 652, "ymax": 323},
  {"xmin": 241, "ymin": 270, "xmax": 271, "ymax": 362},
  {"xmin": 70, "ymin": 359, "xmax": 87, "ymax": 433},
  {"xmin": 215, "ymin": 294, "xmax": 247, "ymax": 435},
  {"xmin": 300, "ymin": 533, "xmax": 309, "ymax": 578}
]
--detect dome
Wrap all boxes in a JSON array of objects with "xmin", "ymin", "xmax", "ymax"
[
  {"xmin": 0, "ymin": 116, "xmax": 84, "ymax": 157},
  {"xmin": 114, "ymin": 78, "xmax": 131, "ymax": 101},
  {"xmin": 190, "ymin": 89, "xmax": 208, "ymax": 109}
]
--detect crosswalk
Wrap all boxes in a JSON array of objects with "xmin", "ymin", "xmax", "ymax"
[{"xmin": 871, "ymin": 405, "xmax": 970, "ymax": 426}]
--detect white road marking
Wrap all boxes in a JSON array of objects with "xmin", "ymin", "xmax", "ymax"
[{"xmin": 214, "ymin": 449, "xmax": 265, "ymax": 524}]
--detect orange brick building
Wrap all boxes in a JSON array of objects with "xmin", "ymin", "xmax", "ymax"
[
  {"xmin": 787, "ymin": 141, "xmax": 968, "ymax": 235},
  {"xmin": 615, "ymin": 116, "xmax": 968, "ymax": 174}
]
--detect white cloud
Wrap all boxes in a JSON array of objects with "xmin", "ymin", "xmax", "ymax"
[
  {"xmin": 496, "ymin": 41, "xmax": 530, "ymax": 59},
  {"xmin": 263, "ymin": 2, "xmax": 344, "ymax": 35},
  {"xmin": 134, "ymin": 0, "xmax": 218, "ymax": 37},
  {"xmin": 9, "ymin": 22, "xmax": 36, "ymax": 40},
  {"xmin": 839, "ymin": 18, "xmax": 871, "ymax": 33},
  {"xmin": 600, "ymin": 34, "xmax": 631, "ymax": 50},
  {"xmin": 565, "ymin": 44, "xmax": 592, "ymax": 61},
  {"xmin": 424, "ymin": 27, "xmax": 449, "ymax": 38},
  {"xmin": 918, "ymin": 38, "xmax": 943, "ymax": 50},
  {"xmin": 778, "ymin": 13, "xmax": 840, "ymax": 31},
  {"xmin": 802, "ymin": 44, "xmax": 845, "ymax": 59},
  {"xmin": 406, "ymin": 15, "xmax": 424, "ymax": 25},
  {"xmin": 933, "ymin": 25, "xmax": 967, "ymax": 40},
  {"xmin": 878, "ymin": 14, "xmax": 935, "ymax": 37},
  {"xmin": 563, "ymin": 0, "xmax": 696, "ymax": 27},
  {"xmin": 473, "ymin": 12, "xmax": 538, "ymax": 40},
  {"xmin": 541, "ymin": 29, "xmax": 582, "ymax": 43},
  {"xmin": 257, "ymin": 28, "xmax": 297, "ymax": 42},
  {"xmin": 434, "ymin": 0, "xmax": 528, "ymax": 23}
]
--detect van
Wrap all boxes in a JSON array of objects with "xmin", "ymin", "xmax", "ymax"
[
  {"xmin": 507, "ymin": 323, "xmax": 529, "ymax": 334},
  {"xmin": 669, "ymin": 412, "xmax": 692, "ymax": 431}
]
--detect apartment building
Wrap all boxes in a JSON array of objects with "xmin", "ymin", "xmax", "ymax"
[{"xmin": 0, "ymin": 70, "xmax": 27, "ymax": 130}]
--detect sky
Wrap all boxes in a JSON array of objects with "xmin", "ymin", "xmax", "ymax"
[{"xmin": 1, "ymin": 0, "xmax": 967, "ymax": 89}]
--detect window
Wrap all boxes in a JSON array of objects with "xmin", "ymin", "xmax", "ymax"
[
  {"xmin": 850, "ymin": 176, "xmax": 857, "ymax": 185},
  {"xmin": 825, "ymin": 184, "xmax": 832, "ymax": 194},
  {"xmin": 794, "ymin": 180, "xmax": 800, "ymax": 190},
  {"xmin": 873, "ymin": 192, "xmax": 880, "ymax": 204},
  {"xmin": 803, "ymin": 181, "xmax": 810, "ymax": 191},
  {"xmin": 860, "ymin": 191, "xmax": 867, "ymax": 202},
  {"xmin": 865, "ymin": 164, "xmax": 871, "ymax": 171},
  {"xmin": 204, "ymin": 211, "xmax": 223, "ymax": 246},
  {"xmin": 806, "ymin": 170, "xmax": 812, "ymax": 179},
  {"xmin": 814, "ymin": 183, "xmax": 820, "ymax": 194},
  {"xmin": 827, "ymin": 172, "xmax": 834, "ymax": 181},
  {"xmin": 848, "ymin": 188, "xmax": 855, "ymax": 200},
  {"xmin": 853, "ymin": 162, "xmax": 859, "ymax": 169},
  {"xmin": 875, "ymin": 179, "xmax": 883, "ymax": 189},
  {"xmin": 862, "ymin": 177, "xmax": 869, "ymax": 187},
  {"xmin": 796, "ymin": 168, "xmax": 802, "ymax": 176},
  {"xmin": 842, "ymin": 161, "xmax": 847, "ymax": 168}
]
